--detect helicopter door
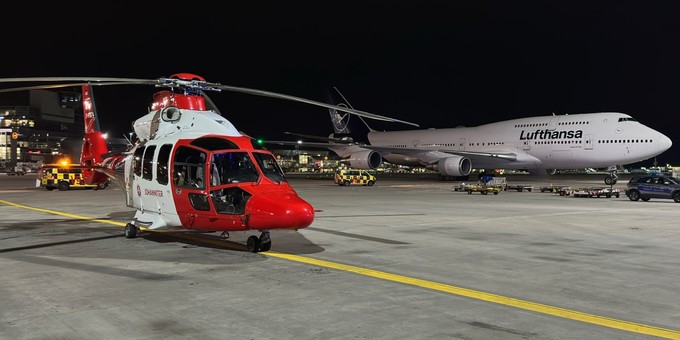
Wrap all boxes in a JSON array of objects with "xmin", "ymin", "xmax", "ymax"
[
  {"xmin": 207, "ymin": 152, "xmax": 257, "ymax": 224},
  {"xmin": 171, "ymin": 146, "xmax": 211, "ymax": 229},
  {"xmin": 129, "ymin": 146, "xmax": 145, "ymax": 208},
  {"xmin": 138, "ymin": 145, "xmax": 159, "ymax": 214},
  {"xmin": 136, "ymin": 144, "xmax": 178, "ymax": 228}
]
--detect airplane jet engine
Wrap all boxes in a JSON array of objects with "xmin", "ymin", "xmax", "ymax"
[
  {"xmin": 431, "ymin": 155, "xmax": 472, "ymax": 177},
  {"xmin": 347, "ymin": 150, "xmax": 382, "ymax": 169}
]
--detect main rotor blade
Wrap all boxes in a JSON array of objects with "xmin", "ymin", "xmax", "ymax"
[
  {"xmin": 212, "ymin": 84, "xmax": 420, "ymax": 127},
  {"xmin": 0, "ymin": 81, "xmax": 152, "ymax": 93},
  {"xmin": 0, "ymin": 76, "xmax": 420, "ymax": 127},
  {"xmin": 0, "ymin": 77, "xmax": 154, "ymax": 83}
]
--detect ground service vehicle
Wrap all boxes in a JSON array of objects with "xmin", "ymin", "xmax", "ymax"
[
  {"xmin": 37, "ymin": 164, "xmax": 106, "ymax": 191},
  {"xmin": 571, "ymin": 187, "xmax": 620, "ymax": 198},
  {"xmin": 453, "ymin": 183, "xmax": 502, "ymax": 195},
  {"xmin": 7, "ymin": 165, "xmax": 28, "ymax": 175},
  {"xmin": 334, "ymin": 168, "xmax": 376, "ymax": 186},
  {"xmin": 625, "ymin": 174, "xmax": 680, "ymax": 203}
]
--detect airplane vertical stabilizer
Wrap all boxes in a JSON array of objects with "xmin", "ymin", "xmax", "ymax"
[{"xmin": 326, "ymin": 87, "xmax": 374, "ymax": 143}]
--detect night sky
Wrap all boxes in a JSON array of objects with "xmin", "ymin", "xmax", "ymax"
[{"xmin": 3, "ymin": 2, "xmax": 679, "ymax": 166}]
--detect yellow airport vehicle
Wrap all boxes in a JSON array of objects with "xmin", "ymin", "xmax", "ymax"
[
  {"xmin": 334, "ymin": 168, "xmax": 376, "ymax": 186},
  {"xmin": 37, "ymin": 164, "xmax": 104, "ymax": 191}
]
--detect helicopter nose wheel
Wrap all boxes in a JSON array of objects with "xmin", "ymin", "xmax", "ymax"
[
  {"xmin": 124, "ymin": 223, "xmax": 138, "ymax": 239},
  {"xmin": 246, "ymin": 231, "xmax": 271, "ymax": 253}
]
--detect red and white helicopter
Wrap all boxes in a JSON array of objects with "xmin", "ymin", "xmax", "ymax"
[{"xmin": 0, "ymin": 73, "xmax": 417, "ymax": 252}]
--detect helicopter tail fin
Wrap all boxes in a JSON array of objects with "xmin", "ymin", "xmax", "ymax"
[{"xmin": 80, "ymin": 85, "xmax": 110, "ymax": 168}]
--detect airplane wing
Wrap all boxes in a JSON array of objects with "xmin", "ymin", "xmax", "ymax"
[
  {"xmin": 268, "ymin": 139, "xmax": 519, "ymax": 165},
  {"xmin": 437, "ymin": 148, "xmax": 518, "ymax": 162},
  {"xmin": 265, "ymin": 140, "xmax": 355, "ymax": 148},
  {"xmin": 282, "ymin": 131, "xmax": 355, "ymax": 144},
  {"xmin": 364, "ymin": 146, "xmax": 519, "ymax": 164}
]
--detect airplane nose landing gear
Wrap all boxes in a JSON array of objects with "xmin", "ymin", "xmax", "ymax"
[
  {"xmin": 246, "ymin": 231, "xmax": 271, "ymax": 253},
  {"xmin": 605, "ymin": 167, "xmax": 619, "ymax": 185}
]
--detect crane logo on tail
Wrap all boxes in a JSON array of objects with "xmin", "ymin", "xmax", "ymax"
[{"xmin": 331, "ymin": 103, "xmax": 351, "ymax": 133}]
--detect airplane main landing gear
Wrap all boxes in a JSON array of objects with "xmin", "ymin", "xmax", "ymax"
[
  {"xmin": 604, "ymin": 172, "xmax": 618, "ymax": 185},
  {"xmin": 124, "ymin": 223, "xmax": 138, "ymax": 238},
  {"xmin": 246, "ymin": 231, "xmax": 271, "ymax": 253}
]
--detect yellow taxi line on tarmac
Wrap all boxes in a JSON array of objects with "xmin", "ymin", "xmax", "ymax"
[
  {"xmin": 2, "ymin": 199, "xmax": 679, "ymax": 339},
  {"xmin": 265, "ymin": 252, "xmax": 680, "ymax": 339},
  {"xmin": 0, "ymin": 199, "xmax": 126, "ymax": 227}
]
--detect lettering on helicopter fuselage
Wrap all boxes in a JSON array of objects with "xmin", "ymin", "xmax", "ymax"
[
  {"xmin": 144, "ymin": 189, "xmax": 164, "ymax": 197},
  {"xmin": 519, "ymin": 129, "xmax": 583, "ymax": 140}
]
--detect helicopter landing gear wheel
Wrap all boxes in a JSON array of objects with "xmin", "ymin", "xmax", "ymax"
[
  {"xmin": 247, "ymin": 235, "xmax": 261, "ymax": 253},
  {"xmin": 259, "ymin": 231, "xmax": 271, "ymax": 252},
  {"xmin": 124, "ymin": 223, "xmax": 138, "ymax": 238},
  {"xmin": 219, "ymin": 231, "xmax": 230, "ymax": 240}
]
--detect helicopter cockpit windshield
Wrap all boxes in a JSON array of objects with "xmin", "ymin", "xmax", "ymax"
[
  {"xmin": 207, "ymin": 151, "xmax": 285, "ymax": 215},
  {"xmin": 252, "ymin": 152, "xmax": 286, "ymax": 184},
  {"xmin": 209, "ymin": 151, "xmax": 286, "ymax": 186},
  {"xmin": 211, "ymin": 152, "xmax": 259, "ymax": 185}
]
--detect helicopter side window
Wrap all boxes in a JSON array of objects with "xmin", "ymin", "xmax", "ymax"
[
  {"xmin": 173, "ymin": 146, "xmax": 206, "ymax": 189},
  {"xmin": 210, "ymin": 187, "xmax": 251, "ymax": 215},
  {"xmin": 142, "ymin": 145, "xmax": 156, "ymax": 181},
  {"xmin": 132, "ymin": 147, "xmax": 144, "ymax": 177},
  {"xmin": 156, "ymin": 144, "xmax": 172, "ymax": 185}
]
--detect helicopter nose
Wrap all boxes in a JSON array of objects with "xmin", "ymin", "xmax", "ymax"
[{"xmin": 247, "ymin": 191, "xmax": 315, "ymax": 230}]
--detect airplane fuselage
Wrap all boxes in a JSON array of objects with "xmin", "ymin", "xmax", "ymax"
[{"xmin": 366, "ymin": 112, "xmax": 672, "ymax": 170}]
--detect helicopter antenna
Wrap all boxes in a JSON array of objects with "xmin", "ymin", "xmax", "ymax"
[{"xmin": 122, "ymin": 133, "xmax": 134, "ymax": 146}]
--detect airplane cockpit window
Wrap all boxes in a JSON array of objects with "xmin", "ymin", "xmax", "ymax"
[
  {"xmin": 210, "ymin": 151, "xmax": 259, "ymax": 185},
  {"xmin": 173, "ymin": 146, "xmax": 206, "ymax": 189},
  {"xmin": 253, "ymin": 152, "xmax": 286, "ymax": 183},
  {"xmin": 618, "ymin": 117, "xmax": 638, "ymax": 122}
]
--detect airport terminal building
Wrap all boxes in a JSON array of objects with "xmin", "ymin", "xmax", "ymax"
[{"xmin": 0, "ymin": 89, "xmax": 87, "ymax": 171}]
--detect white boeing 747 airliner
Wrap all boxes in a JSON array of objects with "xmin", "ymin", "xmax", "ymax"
[{"xmin": 278, "ymin": 88, "xmax": 672, "ymax": 185}]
